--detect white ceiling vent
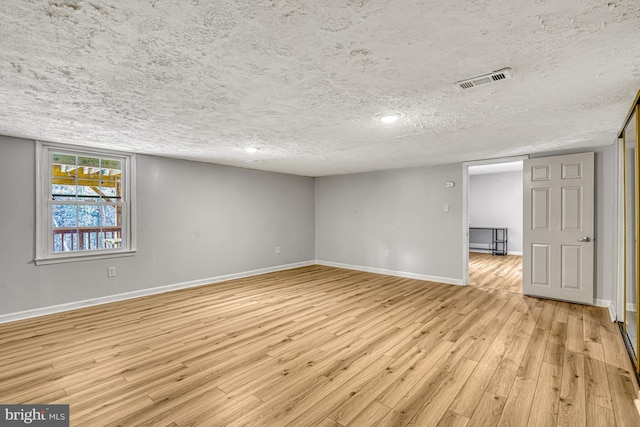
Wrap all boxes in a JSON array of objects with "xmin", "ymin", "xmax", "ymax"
[{"xmin": 454, "ymin": 68, "xmax": 512, "ymax": 90}]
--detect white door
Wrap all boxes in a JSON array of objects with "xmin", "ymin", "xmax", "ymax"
[{"xmin": 523, "ymin": 152, "xmax": 594, "ymax": 304}]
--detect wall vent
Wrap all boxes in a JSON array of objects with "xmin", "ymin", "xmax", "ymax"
[{"xmin": 454, "ymin": 68, "xmax": 512, "ymax": 90}]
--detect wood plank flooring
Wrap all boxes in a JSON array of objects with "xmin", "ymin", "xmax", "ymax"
[
  {"xmin": 1, "ymin": 265, "xmax": 638, "ymax": 426},
  {"xmin": 469, "ymin": 252, "xmax": 522, "ymax": 293}
]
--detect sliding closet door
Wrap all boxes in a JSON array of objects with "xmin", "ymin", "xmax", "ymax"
[
  {"xmin": 622, "ymin": 97, "xmax": 640, "ymax": 375},
  {"xmin": 624, "ymin": 107, "xmax": 638, "ymax": 367}
]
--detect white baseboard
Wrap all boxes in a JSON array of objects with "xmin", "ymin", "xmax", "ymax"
[
  {"xmin": 0, "ymin": 261, "xmax": 315, "ymax": 325},
  {"xmin": 594, "ymin": 299, "xmax": 616, "ymax": 322},
  {"xmin": 627, "ymin": 302, "xmax": 637, "ymax": 312},
  {"xmin": 1, "ymin": 260, "xmax": 608, "ymax": 325},
  {"xmin": 315, "ymin": 260, "xmax": 464, "ymax": 286}
]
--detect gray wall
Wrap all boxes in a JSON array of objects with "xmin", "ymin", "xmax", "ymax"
[
  {"xmin": 593, "ymin": 145, "xmax": 618, "ymax": 306},
  {"xmin": 315, "ymin": 145, "xmax": 618, "ymax": 306},
  {"xmin": 0, "ymin": 134, "xmax": 620, "ymax": 318},
  {"xmin": 469, "ymin": 171, "xmax": 523, "ymax": 253},
  {"xmin": 315, "ymin": 164, "xmax": 463, "ymax": 283},
  {"xmin": 0, "ymin": 136, "xmax": 315, "ymax": 316}
]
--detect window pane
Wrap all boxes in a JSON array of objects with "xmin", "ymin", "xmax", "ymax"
[
  {"xmin": 51, "ymin": 153, "xmax": 77, "ymax": 195},
  {"xmin": 102, "ymin": 205, "xmax": 120, "ymax": 227},
  {"xmin": 64, "ymin": 233, "xmax": 76, "ymax": 251},
  {"xmin": 101, "ymin": 161, "xmax": 122, "ymax": 199},
  {"xmin": 53, "ymin": 233, "xmax": 63, "ymax": 253},
  {"xmin": 52, "ymin": 184, "xmax": 77, "ymax": 198},
  {"xmin": 78, "ymin": 179, "xmax": 101, "ymax": 201},
  {"xmin": 77, "ymin": 156, "xmax": 100, "ymax": 168},
  {"xmin": 53, "ymin": 229, "xmax": 78, "ymax": 253},
  {"xmin": 78, "ymin": 205, "xmax": 101, "ymax": 228},
  {"xmin": 51, "ymin": 168, "xmax": 77, "ymax": 185},
  {"xmin": 102, "ymin": 159, "xmax": 121, "ymax": 171},
  {"xmin": 100, "ymin": 178, "xmax": 119, "ymax": 198},
  {"xmin": 100, "ymin": 185, "xmax": 117, "ymax": 198},
  {"xmin": 52, "ymin": 153, "xmax": 76, "ymax": 166},
  {"xmin": 52, "ymin": 204, "xmax": 77, "ymax": 227},
  {"xmin": 77, "ymin": 181, "xmax": 100, "ymax": 194},
  {"xmin": 52, "ymin": 186, "xmax": 77, "ymax": 201}
]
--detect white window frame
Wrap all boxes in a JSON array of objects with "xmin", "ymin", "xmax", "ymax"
[{"xmin": 35, "ymin": 141, "xmax": 137, "ymax": 265}]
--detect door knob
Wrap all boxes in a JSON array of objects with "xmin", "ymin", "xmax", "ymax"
[{"xmin": 578, "ymin": 237, "xmax": 591, "ymax": 242}]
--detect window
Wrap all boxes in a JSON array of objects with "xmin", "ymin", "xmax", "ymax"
[{"xmin": 36, "ymin": 142, "xmax": 136, "ymax": 264}]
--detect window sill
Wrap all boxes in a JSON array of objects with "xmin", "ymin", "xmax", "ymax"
[{"xmin": 34, "ymin": 250, "xmax": 137, "ymax": 265}]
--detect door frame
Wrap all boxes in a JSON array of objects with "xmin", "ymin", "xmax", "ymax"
[
  {"xmin": 462, "ymin": 155, "xmax": 528, "ymax": 286},
  {"xmin": 617, "ymin": 137, "xmax": 625, "ymax": 322}
]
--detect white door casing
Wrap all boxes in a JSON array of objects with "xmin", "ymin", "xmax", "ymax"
[{"xmin": 523, "ymin": 152, "xmax": 595, "ymax": 304}]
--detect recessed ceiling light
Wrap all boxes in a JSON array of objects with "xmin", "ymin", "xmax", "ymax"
[
  {"xmin": 244, "ymin": 147, "xmax": 258, "ymax": 154},
  {"xmin": 380, "ymin": 113, "xmax": 401, "ymax": 124}
]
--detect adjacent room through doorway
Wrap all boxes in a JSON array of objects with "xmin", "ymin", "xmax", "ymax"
[{"xmin": 467, "ymin": 160, "xmax": 524, "ymax": 293}]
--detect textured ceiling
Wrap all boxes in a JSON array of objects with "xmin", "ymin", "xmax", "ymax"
[{"xmin": 0, "ymin": 1, "xmax": 639, "ymax": 176}]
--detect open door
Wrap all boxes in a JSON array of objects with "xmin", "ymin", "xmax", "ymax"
[{"xmin": 523, "ymin": 152, "xmax": 594, "ymax": 304}]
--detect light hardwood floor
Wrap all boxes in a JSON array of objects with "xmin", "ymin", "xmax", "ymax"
[
  {"xmin": 1, "ymin": 265, "xmax": 639, "ymax": 426},
  {"xmin": 469, "ymin": 251, "xmax": 522, "ymax": 293}
]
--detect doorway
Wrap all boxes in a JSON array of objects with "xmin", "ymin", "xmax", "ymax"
[{"xmin": 463, "ymin": 158, "xmax": 525, "ymax": 292}]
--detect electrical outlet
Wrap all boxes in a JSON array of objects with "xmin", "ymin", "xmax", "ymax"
[
  {"xmin": 275, "ymin": 247, "xmax": 280, "ymax": 254},
  {"xmin": 108, "ymin": 266, "xmax": 116, "ymax": 277},
  {"xmin": 385, "ymin": 250, "xmax": 390, "ymax": 257}
]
